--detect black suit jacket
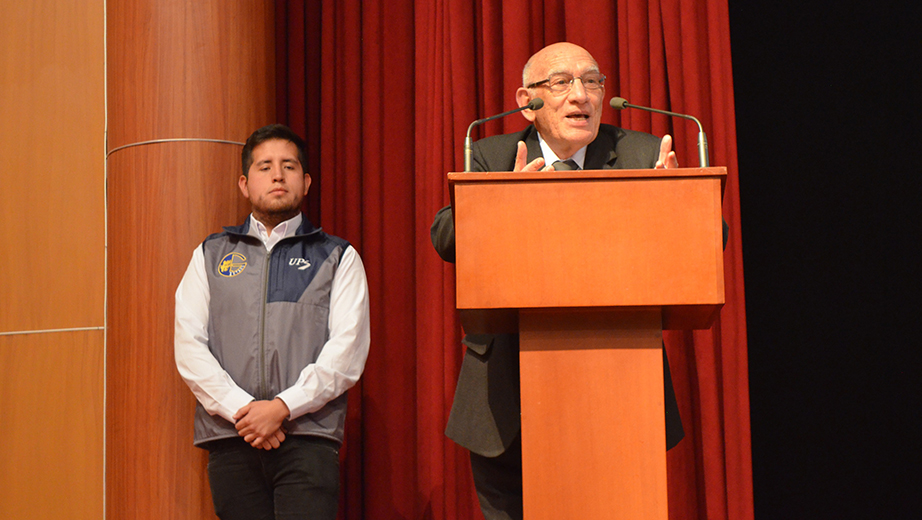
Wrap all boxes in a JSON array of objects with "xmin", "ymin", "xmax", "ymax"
[{"xmin": 431, "ymin": 124, "xmax": 685, "ymax": 457}]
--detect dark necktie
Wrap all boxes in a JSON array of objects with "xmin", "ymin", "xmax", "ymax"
[{"xmin": 552, "ymin": 159, "xmax": 579, "ymax": 170}]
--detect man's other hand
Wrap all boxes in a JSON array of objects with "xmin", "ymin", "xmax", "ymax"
[
  {"xmin": 655, "ymin": 134, "xmax": 679, "ymax": 169},
  {"xmin": 513, "ymin": 141, "xmax": 552, "ymax": 171}
]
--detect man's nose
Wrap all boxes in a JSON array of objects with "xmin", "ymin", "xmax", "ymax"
[{"xmin": 568, "ymin": 78, "xmax": 590, "ymax": 102}]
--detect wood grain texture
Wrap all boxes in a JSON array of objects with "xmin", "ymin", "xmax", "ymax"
[
  {"xmin": 106, "ymin": 0, "xmax": 276, "ymax": 148},
  {"xmin": 107, "ymin": 143, "xmax": 250, "ymax": 520},
  {"xmin": 450, "ymin": 170, "xmax": 725, "ymax": 518},
  {"xmin": 106, "ymin": 1, "xmax": 274, "ymax": 517},
  {"xmin": 0, "ymin": 1, "xmax": 106, "ymax": 518},
  {"xmin": 450, "ymin": 168, "xmax": 726, "ymax": 329},
  {"xmin": 0, "ymin": 0, "xmax": 106, "ymax": 333},
  {"xmin": 519, "ymin": 310, "xmax": 668, "ymax": 520},
  {"xmin": 0, "ymin": 330, "xmax": 104, "ymax": 519}
]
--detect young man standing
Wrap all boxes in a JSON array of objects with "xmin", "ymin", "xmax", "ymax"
[{"xmin": 175, "ymin": 124, "xmax": 370, "ymax": 520}]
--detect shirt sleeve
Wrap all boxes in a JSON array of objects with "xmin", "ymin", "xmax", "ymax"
[
  {"xmin": 174, "ymin": 245, "xmax": 255, "ymax": 422},
  {"xmin": 275, "ymin": 245, "xmax": 371, "ymax": 419}
]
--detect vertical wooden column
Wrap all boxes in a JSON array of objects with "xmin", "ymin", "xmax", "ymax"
[{"xmin": 106, "ymin": 1, "xmax": 275, "ymax": 518}]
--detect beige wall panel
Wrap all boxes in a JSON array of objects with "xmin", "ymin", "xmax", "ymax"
[
  {"xmin": 0, "ymin": 0, "xmax": 106, "ymax": 333},
  {"xmin": 0, "ymin": 330, "xmax": 104, "ymax": 519}
]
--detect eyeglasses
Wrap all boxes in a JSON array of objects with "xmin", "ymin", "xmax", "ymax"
[{"xmin": 526, "ymin": 72, "xmax": 606, "ymax": 93}]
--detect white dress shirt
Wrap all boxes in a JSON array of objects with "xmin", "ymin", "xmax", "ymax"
[{"xmin": 536, "ymin": 132, "xmax": 588, "ymax": 169}]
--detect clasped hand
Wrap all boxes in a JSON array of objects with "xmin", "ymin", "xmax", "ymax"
[{"xmin": 233, "ymin": 398, "xmax": 291, "ymax": 450}]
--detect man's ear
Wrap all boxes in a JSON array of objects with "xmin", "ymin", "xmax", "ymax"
[
  {"xmin": 238, "ymin": 175, "xmax": 250, "ymax": 199},
  {"xmin": 303, "ymin": 173, "xmax": 312, "ymax": 195},
  {"xmin": 516, "ymin": 88, "xmax": 537, "ymax": 123}
]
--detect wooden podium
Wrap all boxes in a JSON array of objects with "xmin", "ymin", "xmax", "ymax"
[{"xmin": 448, "ymin": 167, "xmax": 726, "ymax": 520}]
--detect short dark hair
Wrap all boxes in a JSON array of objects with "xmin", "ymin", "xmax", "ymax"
[{"xmin": 241, "ymin": 124, "xmax": 308, "ymax": 177}]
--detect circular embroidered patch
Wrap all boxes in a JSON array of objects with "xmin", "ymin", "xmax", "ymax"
[{"xmin": 218, "ymin": 252, "xmax": 247, "ymax": 277}]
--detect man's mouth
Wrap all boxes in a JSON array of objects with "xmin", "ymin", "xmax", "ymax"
[{"xmin": 566, "ymin": 113, "xmax": 590, "ymax": 121}]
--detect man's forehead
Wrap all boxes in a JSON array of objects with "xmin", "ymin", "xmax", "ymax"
[
  {"xmin": 252, "ymin": 139, "xmax": 300, "ymax": 160},
  {"xmin": 546, "ymin": 63, "xmax": 600, "ymax": 75},
  {"xmin": 533, "ymin": 48, "xmax": 598, "ymax": 76}
]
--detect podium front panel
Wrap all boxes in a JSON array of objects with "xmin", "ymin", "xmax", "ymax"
[{"xmin": 451, "ymin": 168, "xmax": 725, "ymax": 321}]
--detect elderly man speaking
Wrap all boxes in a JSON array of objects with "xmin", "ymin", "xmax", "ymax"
[{"xmin": 430, "ymin": 42, "xmax": 684, "ymax": 520}]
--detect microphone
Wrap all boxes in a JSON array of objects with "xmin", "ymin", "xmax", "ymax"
[
  {"xmin": 609, "ymin": 97, "xmax": 709, "ymax": 167},
  {"xmin": 464, "ymin": 98, "xmax": 544, "ymax": 171}
]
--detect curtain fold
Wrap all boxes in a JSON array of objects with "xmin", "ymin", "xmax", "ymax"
[{"xmin": 277, "ymin": 1, "xmax": 751, "ymax": 518}]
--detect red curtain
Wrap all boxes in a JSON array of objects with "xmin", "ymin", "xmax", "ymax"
[{"xmin": 276, "ymin": 1, "xmax": 751, "ymax": 519}]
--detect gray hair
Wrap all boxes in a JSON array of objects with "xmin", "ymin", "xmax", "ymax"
[{"xmin": 522, "ymin": 55, "xmax": 536, "ymax": 87}]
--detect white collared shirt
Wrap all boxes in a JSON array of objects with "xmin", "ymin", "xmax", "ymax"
[
  {"xmin": 250, "ymin": 213, "xmax": 301, "ymax": 252},
  {"xmin": 536, "ymin": 132, "xmax": 588, "ymax": 169}
]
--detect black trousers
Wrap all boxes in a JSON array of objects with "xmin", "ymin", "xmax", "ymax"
[
  {"xmin": 469, "ymin": 433, "xmax": 524, "ymax": 520},
  {"xmin": 205, "ymin": 435, "xmax": 340, "ymax": 520}
]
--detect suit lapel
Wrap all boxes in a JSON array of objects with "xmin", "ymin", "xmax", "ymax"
[{"xmin": 585, "ymin": 130, "xmax": 618, "ymax": 169}]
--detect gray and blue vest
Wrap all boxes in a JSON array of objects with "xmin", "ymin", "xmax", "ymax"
[{"xmin": 194, "ymin": 216, "xmax": 351, "ymax": 446}]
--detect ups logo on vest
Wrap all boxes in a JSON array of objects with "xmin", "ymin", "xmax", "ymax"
[
  {"xmin": 289, "ymin": 258, "xmax": 312, "ymax": 270},
  {"xmin": 218, "ymin": 252, "xmax": 247, "ymax": 277}
]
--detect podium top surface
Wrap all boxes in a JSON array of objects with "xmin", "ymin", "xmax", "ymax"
[{"xmin": 449, "ymin": 166, "xmax": 727, "ymax": 195}]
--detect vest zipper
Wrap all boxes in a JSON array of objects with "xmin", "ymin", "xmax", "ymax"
[{"xmin": 258, "ymin": 249, "xmax": 271, "ymax": 400}]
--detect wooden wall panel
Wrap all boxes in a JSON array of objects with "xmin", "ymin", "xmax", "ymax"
[
  {"xmin": 0, "ymin": 1, "xmax": 106, "ymax": 519},
  {"xmin": 0, "ymin": 331, "xmax": 104, "ymax": 519},
  {"xmin": 106, "ymin": 1, "xmax": 275, "ymax": 518},
  {"xmin": 0, "ymin": 0, "xmax": 106, "ymax": 332}
]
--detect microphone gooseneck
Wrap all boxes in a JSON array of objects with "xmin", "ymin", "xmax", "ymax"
[
  {"xmin": 464, "ymin": 99, "xmax": 544, "ymax": 171},
  {"xmin": 609, "ymin": 97, "xmax": 709, "ymax": 167}
]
